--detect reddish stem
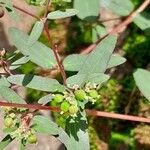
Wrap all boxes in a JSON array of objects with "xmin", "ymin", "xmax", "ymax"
[
  {"xmin": 87, "ymin": 109, "xmax": 150, "ymax": 123},
  {"xmin": 13, "ymin": 4, "xmax": 40, "ymax": 20},
  {"xmin": 82, "ymin": 0, "xmax": 150, "ymax": 54},
  {"xmin": 1, "ymin": 101, "xmax": 150, "ymax": 123}
]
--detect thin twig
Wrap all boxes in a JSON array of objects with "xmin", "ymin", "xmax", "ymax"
[
  {"xmin": 43, "ymin": 1, "xmax": 67, "ymax": 85},
  {"xmin": 82, "ymin": 0, "xmax": 150, "ymax": 54},
  {"xmin": 13, "ymin": 4, "xmax": 40, "ymax": 20}
]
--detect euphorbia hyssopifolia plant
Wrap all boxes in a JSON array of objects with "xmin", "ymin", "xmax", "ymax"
[{"xmin": 0, "ymin": 0, "xmax": 150, "ymax": 149}]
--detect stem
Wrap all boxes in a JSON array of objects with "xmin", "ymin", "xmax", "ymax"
[
  {"xmin": 86, "ymin": 109, "xmax": 150, "ymax": 123},
  {"xmin": 43, "ymin": 1, "xmax": 67, "ymax": 85},
  {"xmin": 1, "ymin": 101, "xmax": 150, "ymax": 123},
  {"xmin": 82, "ymin": 0, "xmax": 150, "ymax": 54},
  {"xmin": 13, "ymin": 4, "xmax": 40, "ymax": 20},
  {"xmin": 0, "ymin": 101, "xmax": 60, "ymax": 112},
  {"xmin": 11, "ymin": 1, "xmax": 67, "ymax": 85}
]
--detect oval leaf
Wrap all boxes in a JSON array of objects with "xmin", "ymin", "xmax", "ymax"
[
  {"xmin": 0, "ymin": 86, "xmax": 26, "ymax": 104},
  {"xmin": 74, "ymin": 0, "xmax": 100, "ymax": 21},
  {"xmin": 7, "ymin": 74, "xmax": 65, "ymax": 92},
  {"xmin": 133, "ymin": 12, "xmax": 150, "ymax": 34},
  {"xmin": 28, "ymin": 21, "xmax": 44, "ymax": 46},
  {"xmin": 48, "ymin": 9, "xmax": 78, "ymax": 19},
  {"xmin": 10, "ymin": 56, "xmax": 30, "ymax": 70},
  {"xmin": 78, "ymin": 35, "xmax": 117, "ymax": 74},
  {"xmin": 101, "ymin": 0, "xmax": 134, "ymax": 16},
  {"xmin": 38, "ymin": 94, "xmax": 53, "ymax": 105},
  {"xmin": 134, "ymin": 69, "xmax": 150, "ymax": 100},
  {"xmin": 9, "ymin": 28, "xmax": 56, "ymax": 69}
]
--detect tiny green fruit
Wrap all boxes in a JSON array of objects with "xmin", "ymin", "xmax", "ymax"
[
  {"xmin": 89, "ymin": 90, "xmax": 98, "ymax": 98},
  {"xmin": 74, "ymin": 90, "xmax": 86, "ymax": 101},
  {"xmin": 60, "ymin": 101, "xmax": 70, "ymax": 112},
  {"xmin": 53, "ymin": 94, "xmax": 64, "ymax": 103},
  {"xmin": 69, "ymin": 105, "xmax": 79, "ymax": 115},
  {"xmin": 28, "ymin": 134, "xmax": 37, "ymax": 144},
  {"xmin": 4, "ymin": 117, "xmax": 13, "ymax": 127}
]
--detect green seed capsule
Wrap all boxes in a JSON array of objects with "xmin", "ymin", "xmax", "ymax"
[
  {"xmin": 89, "ymin": 90, "xmax": 98, "ymax": 98},
  {"xmin": 53, "ymin": 94, "xmax": 64, "ymax": 103},
  {"xmin": 60, "ymin": 101, "xmax": 70, "ymax": 112},
  {"xmin": 69, "ymin": 105, "xmax": 79, "ymax": 115},
  {"xmin": 28, "ymin": 134, "xmax": 37, "ymax": 144},
  {"xmin": 74, "ymin": 90, "xmax": 86, "ymax": 101},
  {"xmin": 4, "ymin": 117, "xmax": 13, "ymax": 128}
]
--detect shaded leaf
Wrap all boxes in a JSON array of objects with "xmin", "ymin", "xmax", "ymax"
[
  {"xmin": 10, "ymin": 56, "xmax": 30, "ymax": 70},
  {"xmin": 92, "ymin": 25, "xmax": 107, "ymax": 43},
  {"xmin": 4, "ymin": 0, "xmax": 20, "ymax": 21},
  {"xmin": 0, "ymin": 86, "xmax": 26, "ymax": 104},
  {"xmin": 101, "ymin": 0, "xmax": 134, "ymax": 16},
  {"xmin": 74, "ymin": 0, "xmax": 100, "ymax": 21},
  {"xmin": 7, "ymin": 74, "xmax": 65, "ymax": 92},
  {"xmin": 133, "ymin": 12, "xmax": 150, "ymax": 34},
  {"xmin": 59, "ymin": 113, "xmax": 89, "ymax": 150},
  {"xmin": 9, "ymin": 28, "xmax": 56, "ymax": 69},
  {"xmin": 28, "ymin": 21, "xmax": 44, "ymax": 46},
  {"xmin": 48, "ymin": 9, "xmax": 78, "ymax": 19},
  {"xmin": 32, "ymin": 115, "xmax": 59, "ymax": 135},
  {"xmin": 134, "ymin": 69, "xmax": 150, "ymax": 100},
  {"xmin": 0, "ymin": 135, "xmax": 14, "ymax": 150}
]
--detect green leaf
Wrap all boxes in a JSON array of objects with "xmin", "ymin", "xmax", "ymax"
[
  {"xmin": 101, "ymin": 0, "xmax": 134, "ymax": 16},
  {"xmin": 0, "ymin": 86, "xmax": 26, "ymax": 104},
  {"xmin": 0, "ymin": 135, "xmax": 14, "ymax": 150},
  {"xmin": 28, "ymin": 21, "xmax": 44, "ymax": 47},
  {"xmin": 73, "ymin": 0, "xmax": 100, "ymax": 21},
  {"xmin": 10, "ymin": 56, "xmax": 30, "ymax": 70},
  {"xmin": 7, "ymin": 74, "xmax": 65, "ymax": 92},
  {"xmin": 32, "ymin": 115, "xmax": 59, "ymax": 135},
  {"xmin": 48, "ymin": 9, "xmax": 78, "ymax": 19},
  {"xmin": 107, "ymin": 55, "xmax": 126, "ymax": 69},
  {"xmin": 73, "ymin": 0, "xmax": 99, "ymax": 21},
  {"xmin": 38, "ymin": 94, "xmax": 53, "ymax": 104},
  {"xmin": 4, "ymin": 0, "xmax": 20, "ymax": 21},
  {"xmin": 9, "ymin": 28, "xmax": 56, "ymax": 69},
  {"xmin": 133, "ymin": 69, "xmax": 150, "ymax": 100},
  {"xmin": 63, "ymin": 53, "xmax": 125, "ymax": 72},
  {"xmin": 92, "ymin": 25, "xmax": 107, "ymax": 43},
  {"xmin": 67, "ymin": 74, "xmax": 87, "ymax": 87},
  {"xmin": 20, "ymin": 142, "xmax": 25, "ymax": 150},
  {"xmin": 67, "ymin": 73, "xmax": 109, "ymax": 87},
  {"xmin": 60, "ymin": 113, "xmax": 89, "ymax": 150},
  {"xmin": 0, "ymin": 76, "xmax": 11, "ymax": 87},
  {"xmin": 133, "ymin": 12, "xmax": 150, "ymax": 34},
  {"xmin": 63, "ymin": 54, "xmax": 87, "ymax": 71},
  {"xmin": 78, "ymin": 35, "xmax": 117, "ymax": 74}
]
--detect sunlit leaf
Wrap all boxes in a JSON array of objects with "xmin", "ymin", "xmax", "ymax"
[
  {"xmin": 48, "ymin": 9, "xmax": 78, "ymax": 19},
  {"xmin": 32, "ymin": 115, "xmax": 59, "ymax": 135},
  {"xmin": 9, "ymin": 28, "xmax": 56, "ymax": 69},
  {"xmin": 74, "ymin": 0, "xmax": 100, "ymax": 21},
  {"xmin": 7, "ymin": 74, "xmax": 65, "ymax": 92},
  {"xmin": 101, "ymin": 0, "xmax": 134, "ymax": 16},
  {"xmin": 0, "ymin": 86, "xmax": 26, "ymax": 104}
]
